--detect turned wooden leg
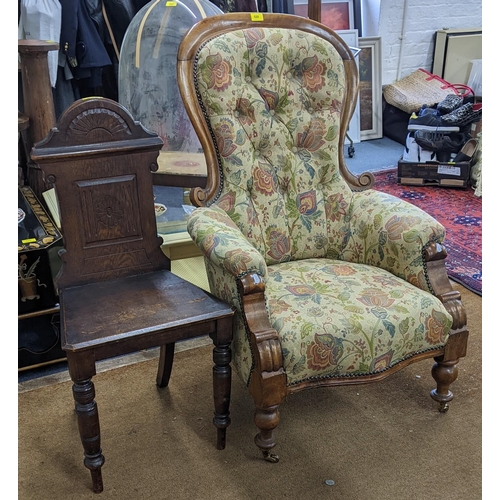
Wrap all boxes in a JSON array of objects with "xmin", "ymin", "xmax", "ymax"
[
  {"xmin": 254, "ymin": 404, "xmax": 280, "ymax": 463},
  {"xmin": 210, "ymin": 330, "xmax": 232, "ymax": 450},
  {"xmin": 72, "ymin": 378, "xmax": 105, "ymax": 493},
  {"xmin": 66, "ymin": 351, "xmax": 104, "ymax": 493},
  {"xmin": 430, "ymin": 355, "xmax": 459, "ymax": 413},
  {"xmin": 156, "ymin": 343, "xmax": 175, "ymax": 388}
]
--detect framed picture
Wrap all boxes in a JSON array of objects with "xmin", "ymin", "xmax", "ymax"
[
  {"xmin": 292, "ymin": 0, "xmax": 355, "ymax": 30},
  {"xmin": 358, "ymin": 36, "xmax": 383, "ymax": 141}
]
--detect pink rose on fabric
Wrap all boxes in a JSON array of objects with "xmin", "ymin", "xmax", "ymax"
[
  {"xmin": 253, "ymin": 164, "xmax": 276, "ymax": 196},
  {"xmin": 301, "ymin": 55, "xmax": 326, "ymax": 92},
  {"xmin": 370, "ymin": 350, "xmax": 394, "ymax": 372},
  {"xmin": 203, "ymin": 53, "xmax": 232, "ymax": 92},
  {"xmin": 297, "ymin": 190, "xmax": 318, "ymax": 216},
  {"xmin": 425, "ymin": 310, "xmax": 448, "ymax": 345},
  {"xmin": 385, "ymin": 215, "xmax": 421, "ymax": 241},
  {"xmin": 214, "ymin": 119, "xmax": 237, "ymax": 157},
  {"xmin": 225, "ymin": 249, "xmax": 254, "ymax": 274},
  {"xmin": 236, "ymin": 98, "xmax": 256, "ymax": 125},
  {"xmin": 258, "ymin": 88, "xmax": 279, "ymax": 111},
  {"xmin": 243, "ymin": 28, "xmax": 265, "ymax": 48},
  {"xmin": 297, "ymin": 118, "xmax": 326, "ymax": 151},
  {"xmin": 217, "ymin": 193, "xmax": 235, "ymax": 212},
  {"xmin": 325, "ymin": 192, "xmax": 348, "ymax": 221},
  {"xmin": 306, "ymin": 333, "xmax": 343, "ymax": 371},
  {"xmin": 286, "ymin": 284, "xmax": 316, "ymax": 296},
  {"xmin": 267, "ymin": 228, "xmax": 290, "ymax": 261}
]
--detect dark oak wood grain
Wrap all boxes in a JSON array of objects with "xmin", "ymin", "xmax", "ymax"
[
  {"xmin": 19, "ymin": 39, "xmax": 59, "ymax": 200},
  {"xmin": 31, "ymin": 97, "xmax": 234, "ymax": 494}
]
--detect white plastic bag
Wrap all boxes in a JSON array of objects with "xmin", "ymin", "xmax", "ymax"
[
  {"xmin": 402, "ymin": 133, "xmax": 437, "ymax": 163},
  {"xmin": 18, "ymin": 0, "xmax": 62, "ymax": 88}
]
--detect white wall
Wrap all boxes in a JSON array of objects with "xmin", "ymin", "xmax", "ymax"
[{"xmin": 364, "ymin": 0, "xmax": 482, "ymax": 85}]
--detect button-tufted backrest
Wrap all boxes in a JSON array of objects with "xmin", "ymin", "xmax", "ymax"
[{"xmin": 192, "ymin": 25, "xmax": 356, "ymax": 264}]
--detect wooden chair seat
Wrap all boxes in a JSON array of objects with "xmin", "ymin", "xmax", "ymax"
[
  {"xmin": 61, "ymin": 269, "xmax": 233, "ymax": 388},
  {"xmin": 62, "ymin": 270, "xmax": 228, "ymax": 354}
]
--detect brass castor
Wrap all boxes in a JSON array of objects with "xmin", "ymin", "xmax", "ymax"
[
  {"xmin": 262, "ymin": 450, "xmax": 279, "ymax": 463},
  {"xmin": 430, "ymin": 387, "xmax": 452, "ymax": 414},
  {"xmin": 438, "ymin": 401, "xmax": 450, "ymax": 413}
]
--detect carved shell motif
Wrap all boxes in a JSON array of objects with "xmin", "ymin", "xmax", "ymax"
[{"xmin": 68, "ymin": 108, "xmax": 132, "ymax": 139}]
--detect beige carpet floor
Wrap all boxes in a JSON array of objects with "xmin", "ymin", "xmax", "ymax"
[{"xmin": 18, "ymin": 283, "xmax": 481, "ymax": 500}]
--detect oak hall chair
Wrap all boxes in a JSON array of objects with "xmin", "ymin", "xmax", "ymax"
[
  {"xmin": 176, "ymin": 13, "xmax": 469, "ymax": 463},
  {"xmin": 30, "ymin": 97, "xmax": 234, "ymax": 493}
]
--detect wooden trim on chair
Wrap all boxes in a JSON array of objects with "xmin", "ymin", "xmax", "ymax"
[
  {"xmin": 177, "ymin": 12, "xmax": 371, "ymax": 209},
  {"xmin": 239, "ymin": 273, "xmax": 287, "ymax": 407},
  {"xmin": 288, "ymin": 347, "xmax": 446, "ymax": 393},
  {"xmin": 423, "ymin": 242, "xmax": 467, "ymax": 330}
]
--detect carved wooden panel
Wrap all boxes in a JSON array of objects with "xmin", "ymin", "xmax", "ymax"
[
  {"xmin": 77, "ymin": 175, "xmax": 141, "ymax": 246},
  {"xmin": 31, "ymin": 98, "xmax": 166, "ymax": 288}
]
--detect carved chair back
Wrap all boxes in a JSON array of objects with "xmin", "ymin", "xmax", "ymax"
[{"xmin": 31, "ymin": 97, "xmax": 166, "ymax": 290}]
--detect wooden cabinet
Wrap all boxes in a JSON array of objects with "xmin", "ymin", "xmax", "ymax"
[{"xmin": 18, "ymin": 186, "xmax": 65, "ymax": 370}]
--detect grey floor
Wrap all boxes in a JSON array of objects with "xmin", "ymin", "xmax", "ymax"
[
  {"xmin": 344, "ymin": 136, "xmax": 403, "ymax": 174},
  {"xmin": 18, "ymin": 136, "xmax": 403, "ymax": 389}
]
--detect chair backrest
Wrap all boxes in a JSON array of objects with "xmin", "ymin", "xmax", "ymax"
[
  {"xmin": 31, "ymin": 97, "xmax": 167, "ymax": 289},
  {"xmin": 178, "ymin": 13, "xmax": 369, "ymax": 265}
]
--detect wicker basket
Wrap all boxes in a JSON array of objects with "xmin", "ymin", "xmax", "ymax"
[{"xmin": 383, "ymin": 69, "xmax": 471, "ymax": 114}]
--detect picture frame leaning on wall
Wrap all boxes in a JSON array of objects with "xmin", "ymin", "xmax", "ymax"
[
  {"xmin": 292, "ymin": 0, "xmax": 355, "ymax": 30},
  {"xmin": 358, "ymin": 36, "xmax": 383, "ymax": 141}
]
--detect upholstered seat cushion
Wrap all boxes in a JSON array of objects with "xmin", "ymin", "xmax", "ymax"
[
  {"xmin": 254, "ymin": 258, "xmax": 452, "ymax": 386},
  {"xmin": 188, "ymin": 201, "xmax": 452, "ymax": 387}
]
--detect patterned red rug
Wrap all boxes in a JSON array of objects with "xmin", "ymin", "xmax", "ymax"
[{"xmin": 371, "ymin": 169, "xmax": 482, "ymax": 295}]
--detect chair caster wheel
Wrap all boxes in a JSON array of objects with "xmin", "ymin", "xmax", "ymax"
[
  {"xmin": 438, "ymin": 402, "xmax": 449, "ymax": 413},
  {"xmin": 262, "ymin": 450, "xmax": 279, "ymax": 463}
]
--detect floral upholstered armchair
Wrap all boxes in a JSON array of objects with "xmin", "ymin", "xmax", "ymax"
[{"xmin": 177, "ymin": 13, "xmax": 469, "ymax": 462}]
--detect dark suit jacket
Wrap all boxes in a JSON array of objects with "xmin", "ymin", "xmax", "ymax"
[{"xmin": 59, "ymin": 0, "xmax": 111, "ymax": 85}]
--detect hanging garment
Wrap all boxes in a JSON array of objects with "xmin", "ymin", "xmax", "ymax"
[
  {"xmin": 18, "ymin": 0, "xmax": 62, "ymax": 88},
  {"xmin": 102, "ymin": 0, "xmax": 138, "ymax": 53},
  {"xmin": 209, "ymin": 0, "xmax": 266, "ymax": 12},
  {"xmin": 59, "ymin": 0, "xmax": 112, "ymax": 89}
]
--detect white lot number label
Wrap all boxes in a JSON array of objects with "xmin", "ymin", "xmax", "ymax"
[{"xmin": 437, "ymin": 165, "xmax": 461, "ymax": 176}]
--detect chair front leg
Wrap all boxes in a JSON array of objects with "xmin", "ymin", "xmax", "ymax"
[
  {"xmin": 239, "ymin": 273, "xmax": 288, "ymax": 462},
  {"xmin": 210, "ymin": 316, "xmax": 233, "ymax": 450},
  {"xmin": 66, "ymin": 351, "xmax": 104, "ymax": 494},
  {"xmin": 430, "ymin": 328, "xmax": 468, "ymax": 412},
  {"xmin": 254, "ymin": 404, "xmax": 281, "ymax": 463}
]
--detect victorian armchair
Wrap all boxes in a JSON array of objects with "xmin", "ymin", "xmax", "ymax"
[{"xmin": 177, "ymin": 13, "xmax": 469, "ymax": 462}]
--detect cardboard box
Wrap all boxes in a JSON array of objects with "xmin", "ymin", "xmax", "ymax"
[
  {"xmin": 398, "ymin": 159, "xmax": 471, "ymax": 188},
  {"xmin": 470, "ymin": 118, "xmax": 482, "ymax": 139}
]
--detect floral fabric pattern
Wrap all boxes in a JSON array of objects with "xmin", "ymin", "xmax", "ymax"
[
  {"xmin": 264, "ymin": 259, "xmax": 451, "ymax": 384},
  {"xmin": 189, "ymin": 209, "xmax": 452, "ymax": 385},
  {"xmin": 187, "ymin": 27, "xmax": 452, "ymax": 387}
]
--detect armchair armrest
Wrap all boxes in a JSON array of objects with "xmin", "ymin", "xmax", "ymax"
[
  {"xmin": 187, "ymin": 205, "xmax": 268, "ymax": 280},
  {"xmin": 340, "ymin": 189, "xmax": 446, "ymax": 293},
  {"xmin": 188, "ymin": 206, "xmax": 287, "ymax": 402}
]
